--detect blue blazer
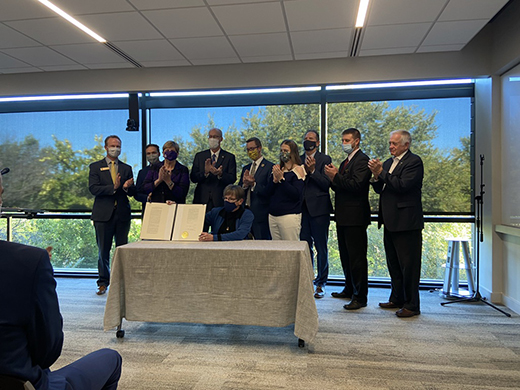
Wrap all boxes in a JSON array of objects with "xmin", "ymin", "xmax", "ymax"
[
  {"xmin": 0, "ymin": 241, "xmax": 64, "ymax": 390},
  {"xmin": 89, "ymin": 158, "xmax": 136, "ymax": 222},
  {"xmin": 204, "ymin": 206, "xmax": 254, "ymax": 241},
  {"xmin": 371, "ymin": 150, "xmax": 424, "ymax": 232},
  {"xmin": 238, "ymin": 158, "xmax": 274, "ymax": 220},
  {"xmin": 190, "ymin": 149, "xmax": 236, "ymax": 207},
  {"xmin": 300, "ymin": 151, "xmax": 333, "ymax": 217}
]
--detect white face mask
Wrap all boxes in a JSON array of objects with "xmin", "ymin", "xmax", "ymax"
[
  {"xmin": 146, "ymin": 152, "xmax": 159, "ymax": 165},
  {"xmin": 209, "ymin": 138, "xmax": 220, "ymax": 150},
  {"xmin": 107, "ymin": 147, "xmax": 121, "ymax": 158}
]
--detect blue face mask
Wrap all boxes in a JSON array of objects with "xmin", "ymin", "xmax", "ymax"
[
  {"xmin": 342, "ymin": 143, "xmax": 353, "ymax": 154},
  {"xmin": 224, "ymin": 201, "xmax": 237, "ymax": 213},
  {"xmin": 164, "ymin": 150, "xmax": 178, "ymax": 161}
]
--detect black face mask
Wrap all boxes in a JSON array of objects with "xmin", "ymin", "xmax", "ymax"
[{"xmin": 303, "ymin": 140, "xmax": 316, "ymax": 151}]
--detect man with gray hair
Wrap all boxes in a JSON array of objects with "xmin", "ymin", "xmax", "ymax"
[{"xmin": 368, "ymin": 130, "xmax": 424, "ymax": 318}]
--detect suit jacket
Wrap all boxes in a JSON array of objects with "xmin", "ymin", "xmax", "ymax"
[
  {"xmin": 190, "ymin": 149, "xmax": 237, "ymax": 207},
  {"xmin": 331, "ymin": 150, "xmax": 372, "ymax": 227},
  {"xmin": 134, "ymin": 164, "xmax": 152, "ymax": 204},
  {"xmin": 300, "ymin": 151, "xmax": 333, "ymax": 217},
  {"xmin": 238, "ymin": 157, "xmax": 274, "ymax": 220},
  {"xmin": 0, "ymin": 241, "xmax": 64, "ymax": 390},
  {"xmin": 371, "ymin": 150, "xmax": 424, "ymax": 232},
  {"xmin": 89, "ymin": 158, "xmax": 136, "ymax": 222}
]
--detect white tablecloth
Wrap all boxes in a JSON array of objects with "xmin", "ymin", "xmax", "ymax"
[{"xmin": 103, "ymin": 240, "xmax": 318, "ymax": 343}]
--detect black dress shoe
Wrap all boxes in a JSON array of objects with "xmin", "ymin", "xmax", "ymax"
[
  {"xmin": 378, "ymin": 301, "xmax": 401, "ymax": 309},
  {"xmin": 343, "ymin": 300, "xmax": 367, "ymax": 310},
  {"xmin": 396, "ymin": 308, "xmax": 420, "ymax": 318},
  {"xmin": 331, "ymin": 291, "xmax": 351, "ymax": 299}
]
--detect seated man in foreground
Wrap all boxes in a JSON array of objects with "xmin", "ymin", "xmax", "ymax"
[{"xmin": 199, "ymin": 185, "xmax": 254, "ymax": 242}]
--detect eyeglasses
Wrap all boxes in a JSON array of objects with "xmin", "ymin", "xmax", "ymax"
[
  {"xmin": 223, "ymin": 196, "xmax": 237, "ymax": 202},
  {"xmin": 246, "ymin": 147, "xmax": 258, "ymax": 152}
]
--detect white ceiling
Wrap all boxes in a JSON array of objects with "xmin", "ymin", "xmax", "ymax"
[{"xmin": 0, "ymin": 0, "xmax": 511, "ymax": 74}]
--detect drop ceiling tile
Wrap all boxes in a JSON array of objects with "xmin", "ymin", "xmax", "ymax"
[
  {"xmin": 423, "ymin": 19, "xmax": 489, "ymax": 46},
  {"xmin": 47, "ymin": 0, "xmax": 134, "ymax": 15},
  {"xmin": 241, "ymin": 54, "xmax": 293, "ymax": 63},
  {"xmin": 142, "ymin": 8, "xmax": 222, "ymax": 38},
  {"xmin": 0, "ymin": 24, "xmax": 41, "ymax": 49},
  {"xmin": 129, "ymin": 0, "xmax": 206, "ymax": 10},
  {"xmin": 191, "ymin": 57, "xmax": 241, "ymax": 65},
  {"xmin": 361, "ymin": 23, "xmax": 431, "ymax": 50},
  {"xmin": 285, "ymin": 0, "xmax": 358, "ymax": 31},
  {"xmin": 291, "ymin": 28, "xmax": 352, "ymax": 55},
  {"xmin": 0, "ymin": 0, "xmax": 54, "ymax": 21},
  {"xmin": 113, "ymin": 40, "xmax": 185, "ymax": 62},
  {"xmin": 86, "ymin": 62, "xmax": 136, "ymax": 69},
  {"xmin": 81, "ymin": 12, "xmax": 163, "ymax": 41},
  {"xmin": 1, "ymin": 67, "xmax": 42, "ymax": 74},
  {"xmin": 139, "ymin": 60, "xmax": 191, "ymax": 67},
  {"xmin": 295, "ymin": 51, "xmax": 348, "ymax": 60},
  {"xmin": 439, "ymin": 0, "xmax": 509, "ymax": 21},
  {"xmin": 1, "ymin": 46, "xmax": 77, "ymax": 67},
  {"xmin": 208, "ymin": 0, "xmax": 277, "ymax": 5},
  {"xmin": 0, "ymin": 51, "xmax": 31, "ymax": 68},
  {"xmin": 229, "ymin": 33, "xmax": 291, "ymax": 57},
  {"xmin": 417, "ymin": 43, "xmax": 465, "ymax": 53},
  {"xmin": 358, "ymin": 47, "xmax": 416, "ymax": 57},
  {"xmin": 39, "ymin": 64, "xmax": 88, "ymax": 72},
  {"xmin": 170, "ymin": 36, "xmax": 237, "ymax": 60},
  {"xmin": 368, "ymin": 0, "xmax": 445, "ymax": 25},
  {"xmin": 50, "ymin": 43, "xmax": 124, "ymax": 64},
  {"xmin": 212, "ymin": 3, "xmax": 286, "ymax": 35},
  {"xmin": 5, "ymin": 18, "xmax": 96, "ymax": 46}
]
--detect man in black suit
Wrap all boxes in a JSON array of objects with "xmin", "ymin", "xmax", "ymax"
[
  {"xmin": 134, "ymin": 143, "xmax": 160, "ymax": 212},
  {"xmin": 369, "ymin": 130, "xmax": 424, "ymax": 318},
  {"xmin": 300, "ymin": 130, "xmax": 333, "ymax": 299},
  {"xmin": 238, "ymin": 137, "xmax": 274, "ymax": 239},
  {"xmin": 190, "ymin": 128, "xmax": 236, "ymax": 211},
  {"xmin": 325, "ymin": 128, "xmax": 372, "ymax": 310},
  {"xmin": 0, "ymin": 173, "xmax": 122, "ymax": 390},
  {"xmin": 89, "ymin": 135, "xmax": 135, "ymax": 295}
]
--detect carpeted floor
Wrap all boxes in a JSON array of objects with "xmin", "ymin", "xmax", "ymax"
[{"xmin": 53, "ymin": 278, "xmax": 519, "ymax": 390}]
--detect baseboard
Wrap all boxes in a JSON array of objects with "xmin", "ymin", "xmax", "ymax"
[
  {"xmin": 479, "ymin": 285, "xmax": 519, "ymax": 315},
  {"xmin": 502, "ymin": 295, "xmax": 520, "ymax": 315}
]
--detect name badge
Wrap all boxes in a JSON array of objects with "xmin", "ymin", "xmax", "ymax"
[{"xmin": 100, "ymin": 167, "xmax": 110, "ymax": 171}]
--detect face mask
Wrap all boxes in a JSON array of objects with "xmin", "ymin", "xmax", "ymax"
[
  {"xmin": 224, "ymin": 200, "xmax": 237, "ymax": 213},
  {"xmin": 209, "ymin": 138, "xmax": 220, "ymax": 150},
  {"xmin": 247, "ymin": 149, "xmax": 259, "ymax": 160},
  {"xmin": 164, "ymin": 150, "xmax": 178, "ymax": 161},
  {"xmin": 280, "ymin": 151, "xmax": 291, "ymax": 163},
  {"xmin": 107, "ymin": 147, "xmax": 121, "ymax": 158},
  {"xmin": 342, "ymin": 143, "xmax": 353, "ymax": 155},
  {"xmin": 146, "ymin": 152, "xmax": 159, "ymax": 165},
  {"xmin": 303, "ymin": 140, "xmax": 316, "ymax": 152}
]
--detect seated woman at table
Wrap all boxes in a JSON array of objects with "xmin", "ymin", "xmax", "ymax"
[
  {"xmin": 143, "ymin": 140, "xmax": 190, "ymax": 204},
  {"xmin": 266, "ymin": 139, "xmax": 306, "ymax": 241},
  {"xmin": 199, "ymin": 185, "xmax": 254, "ymax": 241}
]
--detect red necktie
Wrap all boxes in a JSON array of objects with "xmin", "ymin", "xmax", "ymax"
[{"xmin": 339, "ymin": 158, "xmax": 349, "ymax": 174}]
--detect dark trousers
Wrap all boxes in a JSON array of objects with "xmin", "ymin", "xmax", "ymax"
[
  {"xmin": 94, "ymin": 213, "xmax": 130, "ymax": 287},
  {"xmin": 383, "ymin": 228, "xmax": 422, "ymax": 312},
  {"xmin": 50, "ymin": 349, "xmax": 122, "ymax": 390},
  {"xmin": 337, "ymin": 224, "xmax": 368, "ymax": 303},
  {"xmin": 300, "ymin": 207, "xmax": 330, "ymax": 287},
  {"xmin": 251, "ymin": 212, "xmax": 271, "ymax": 240}
]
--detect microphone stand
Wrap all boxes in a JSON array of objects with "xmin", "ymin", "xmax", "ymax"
[{"xmin": 441, "ymin": 155, "xmax": 511, "ymax": 317}]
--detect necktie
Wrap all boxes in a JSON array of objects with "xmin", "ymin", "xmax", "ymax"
[
  {"xmin": 110, "ymin": 161, "xmax": 117, "ymax": 183},
  {"xmin": 339, "ymin": 158, "xmax": 349, "ymax": 174},
  {"xmin": 212, "ymin": 153, "xmax": 217, "ymax": 164},
  {"xmin": 246, "ymin": 162, "xmax": 256, "ymax": 207},
  {"xmin": 250, "ymin": 161, "xmax": 257, "ymax": 177}
]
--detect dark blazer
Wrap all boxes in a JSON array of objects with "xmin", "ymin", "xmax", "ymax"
[
  {"xmin": 300, "ymin": 151, "xmax": 333, "ymax": 217},
  {"xmin": 89, "ymin": 158, "xmax": 136, "ymax": 222},
  {"xmin": 238, "ymin": 158, "xmax": 275, "ymax": 220},
  {"xmin": 190, "ymin": 149, "xmax": 236, "ymax": 207},
  {"xmin": 134, "ymin": 164, "xmax": 152, "ymax": 204},
  {"xmin": 331, "ymin": 150, "xmax": 372, "ymax": 227},
  {"xmin": 371, "ymin": 150, "xmax": 424, "ymax": 231},
  {"xmin": 143, "ymin": 161, "xmax": 190, "ymax": 204},
  {"xmin": 0, "ymin": 241, "xmax": 64, "ymax": 390}
]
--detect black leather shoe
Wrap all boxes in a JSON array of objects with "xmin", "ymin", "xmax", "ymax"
[
  {"xmin": 96, "ymin": 285, "xmax": 107, "ymax": 295},
  {"xmin": 331, "ymin": 291, "xmax": 351, "ymax": 299},
  {"xmin": 343, "ymin": 300, "xmax": 367, "ymax": 310},
  {"xmin": 396, "ymin": 308, "xmax": 420, "ymax": 318},
  {"xmin": 378, "ymin": 301, "xmax": 400, "ymax": 309}
]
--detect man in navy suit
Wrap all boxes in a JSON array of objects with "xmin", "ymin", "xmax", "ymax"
[
  {"xmin": 325, "ymin": 128, "xmax": 372, "ymax": 310},
  {"xmin": 238, "ymin": 137, "xmax": 274, "ymax": 240},
  {"xmin": 300, "ymin": 130, "xmax": 333, "ymax": 299},
  {"xmin": 190, "ymin": 128, "xmax": 236, "ymax": 211},
  {"xmin": 0, "ymin": 173, "xmax": 122, "ymax": 390},
  {"xmin": 134, "ymin": 143, "xmax": 160, "ymax": 212},
  {"xmin": 89, "ymin": 135, "xmax": 136, "ymax": 295},
  {"xmin": 369, "ymin": 130, "xmax": 424, "ymax": 318}
]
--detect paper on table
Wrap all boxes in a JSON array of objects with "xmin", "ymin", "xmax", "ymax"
[
  {"xmin": 140, "ymin": 202, "xmax": 176, "ymax": 240},
  {"xmin": 172, "ymin": 204, "xmax": 206, "ymax": 241}
]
